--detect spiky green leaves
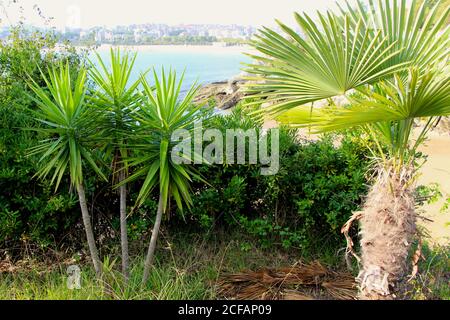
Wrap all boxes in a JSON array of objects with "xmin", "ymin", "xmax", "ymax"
[
  {"xmin": 88, "ymin": 48, "xmax": 144, "ymax": 162},
  {"xmin": 123, "ymin": 69, "xmax": 205, "ymax": 212},
  {"xmin": 27, "ymin": 63, "xmax": 106, "ymax": 190},
  {"xmin": 89, "ymin": 48, "xmax": 142, "ymax": 123}
]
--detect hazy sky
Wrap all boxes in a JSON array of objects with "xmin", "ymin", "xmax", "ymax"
[{"xmin": 0, "ymin": 0, "xmax": 344, "ymax": 29}]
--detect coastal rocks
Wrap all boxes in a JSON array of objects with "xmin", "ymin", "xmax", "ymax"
[
  {"xmin": 195, "ymin": 78, "xmax": 247, "ymax": 110},
  {"xmin": 194, "ymin": 80, "xmax": 353, "ymax": 111}
]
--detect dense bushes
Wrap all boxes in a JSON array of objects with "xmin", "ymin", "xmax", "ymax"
[
  {"xmin": 176, "ymin": 107, "xmax": 370, "ymax": 250},
  {"xmin": 121, "ymin": 107, "xmax": 370, "ymax": 251},
  {"xmin": 0, "ymin": 28, "xmax": 89, "ymax": 248}
]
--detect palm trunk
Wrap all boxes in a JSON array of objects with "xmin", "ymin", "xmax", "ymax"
[
  {"xmin": 76, "ymin": 182, "xmax": 102, "ymax": 277},
  {"xmin": 142, "ymin": 193, "xmax": 164, "ymax": 284},
  {"xmin": 357, "ymin": 168, "xmax": 416, "ymax": 299},
  {"xmin": 119, "ymin": 168, "xmax": 129, "ymax": 282}
]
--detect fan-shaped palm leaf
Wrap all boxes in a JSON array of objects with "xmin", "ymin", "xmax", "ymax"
[
  {"xmin": 279, "ymin": 68, "xmax": 450, "ymax": 131},
  {"xmin": 337, "ymin": 0, "xmax": 449, "ymax": 70},
  {"xmin": 244, "ymin": 0, "xmax": 449, "ymax": 117}
]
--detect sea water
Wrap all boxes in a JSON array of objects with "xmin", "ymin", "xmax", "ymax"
[{"xmin": 93, "ymin": 46, "xmax": 252, "ymax": 93}]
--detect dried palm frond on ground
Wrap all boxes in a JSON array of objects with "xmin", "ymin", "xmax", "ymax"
[
  {"xmin": 0, "ymin": 258, "xmax": 75, "ymax": 275},
  {"xmin": 216, "ymin": 261, "xmax": 357, "ymax": 300},
  {"xmin": 0, "ymin": 260, "xmax": 18, "ymax": 273},
  {"xmin": 0, "ymin": 251, "xmax": 80, "ymax": 275}
]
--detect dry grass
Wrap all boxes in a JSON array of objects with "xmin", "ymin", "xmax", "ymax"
[{"xmin": 216, "ymin": 260, "xmax": 357, "ymax": 300}]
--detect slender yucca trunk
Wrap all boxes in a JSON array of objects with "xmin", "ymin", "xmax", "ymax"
[
  {"xmin": 357, "ymin": 167, "xmax": 416, "ymax": 299},
  {"xmin": 76, "ymin": 183, "xmax": 102, "ymax": 277},
  {"xmin": 142, "ymin": 193, "xmax": 164, "ymax": 284},
  {"xmin": 119, "ymin": 167, "xmax": 130, "ymax": 282}
]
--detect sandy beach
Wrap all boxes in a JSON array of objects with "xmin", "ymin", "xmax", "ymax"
[{"xmin": 417, "ymin": 130, "xmax": 450, "ymax": 246}]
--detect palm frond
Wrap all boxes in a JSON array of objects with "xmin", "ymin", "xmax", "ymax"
[
  {"xmin": 278, "ymin": 68, "xmax": 450, "ymax": 131},
  {"xmin": 338, "ymin": 0, "xmax": 450, "ymax": 70},
  {"xmin": 244, "ymin": 0, "xmax": 449, "ymax": 117}
]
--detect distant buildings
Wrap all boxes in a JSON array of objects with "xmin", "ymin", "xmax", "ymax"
[
  {"xmin": 0, "ymin": 23, "xmax": 258, "ymax": 45},
  {"xmin": 63, "ymin": 24, "xmax": 256, "ymax": 44}
]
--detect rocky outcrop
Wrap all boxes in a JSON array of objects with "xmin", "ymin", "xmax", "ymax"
[
  {"xmin": 194, "ymin": 78, "xmax": 354, "ymax": 111},
  {"xmin": 195, "ymin": 78, "xmax": 247, "ymax": 110}
]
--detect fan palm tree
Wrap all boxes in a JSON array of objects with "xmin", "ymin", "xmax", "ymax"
[
  {"xmin": 88, "ymin": 48, "xmax": 143, "ymax": 282},
  {"xmin": 27, "ymin": 63, "xmax": 107, "ymax": 277},
  {"xmin": 244, "ymin": 0, "xmax": 449, "ymax": 299},
  {"xmin": 121, "ymin": 68, "xmax": 205, "ymax": 284}
]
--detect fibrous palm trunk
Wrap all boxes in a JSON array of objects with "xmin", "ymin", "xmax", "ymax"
[
  {"xmin": 357, "ymin": 167, "xmax": 416, "ymax": 299},
  {"xmin": 76, "ymin": 183, "xmax": 102, "ymax": 277},
  {"xmin": 119, "ymin": 168, "xmax": 129, "ymax": 282},
  {"xmin": 142, "ymin": 193, "xmax": 164, "ymax": 284}
]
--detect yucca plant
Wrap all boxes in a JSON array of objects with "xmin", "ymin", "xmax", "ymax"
[
  {"xmin": 27, "ymin": 63, "xmax": 107, "ymax": 277},
  {"xmin": 89, "ymin": 48, "xmax": 142, "ymax": 282},
  {"xmin": 245, "ymin": 0, "xmax": 449, "ymax": 299},
  {"xmin": 122, "ymin": 69, "xmax": 205, "ymax": 284}
]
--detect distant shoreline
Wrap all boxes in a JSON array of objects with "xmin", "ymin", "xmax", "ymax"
[{"xmin": 81, "ymin": 44, "xmax": 256, "ymax": 55}]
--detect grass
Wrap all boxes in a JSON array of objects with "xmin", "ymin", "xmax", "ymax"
[
  {"xmin": 0, "ymin": 231, "xmax": 301, "ymax": 300},
  {"xmin": 0, "ymin": 231, "xmax": 448, "ymax": 300},
  {"xmin": 408, "ymin": 243, "xmax": 450, "ymax": 300}
]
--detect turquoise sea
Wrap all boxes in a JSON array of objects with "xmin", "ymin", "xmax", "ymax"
[{"xmin": 93, "ymin": 46, "xmax": 251, "ymax": 92}]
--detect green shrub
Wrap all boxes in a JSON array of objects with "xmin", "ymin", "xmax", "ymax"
[
  {"xmin": 170, "ymin": 105, "xmax": 371, "ymax": 251},
  {"xmin": 0, "ymin": 28, "xmax": 89, "ymax": 249}
]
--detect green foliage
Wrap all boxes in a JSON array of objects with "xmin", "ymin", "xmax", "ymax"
[
  {"xmin": 0, "ymin": 28, "xmax": 89, "ymax": 247},
  {"xmin": 1, "ymin": 28, "xmax": 371, "ymax": 258},
  {"xmin": 244, "ymin": 0, "xmax": 450, "ymax": 116},
  {"xmin": 279, "ymin": 69, "xmax": 450, "ymax": 171},
  {"xmin": 415, "ymin": 183, "xmax": 443, "ymax": 206},
  {"xmin": 88, "ymin": 47, "xmax": 142, "ymax": 156},
  {"xmin": 441, "ymin": 198, "xmax": 450, "ymax": 213},
  {"xmin": 245, "ymin": 0, "xmax": 449, "ymax": 172},
  {"xmin": 408, "ymin": 243, "xmax": 450, "ymax": 300},
  {"xmin": 120, "ymin": 197, "xmax": 158, "ymax": 241},
  {"xmin": 27, "ymin": 63, "xmax": 107, "ymax": 189},
  {"xmin": 123, "ymin": 69, "xmax": 206, "ymax": 212},
  {"xmin": 180, "ymin": 107, "xmax": 370, "ymax": 251}
]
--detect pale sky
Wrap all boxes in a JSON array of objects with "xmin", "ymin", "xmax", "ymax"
[{"xmin": 0, "ymin": 0, "xmax": 344, "ymax": 29}]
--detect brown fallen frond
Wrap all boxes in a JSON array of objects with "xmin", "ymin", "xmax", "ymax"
[
  {"xmin": 322, "ymin": 277, "xmax": 358, "ymax": 300},
  {"xmin": 281, "ymin": 290, "xmax": 315, "ymax": 300},
  {"xmin": 217, "ymin": 260, "xmax": 357, "ymax": 300}
]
